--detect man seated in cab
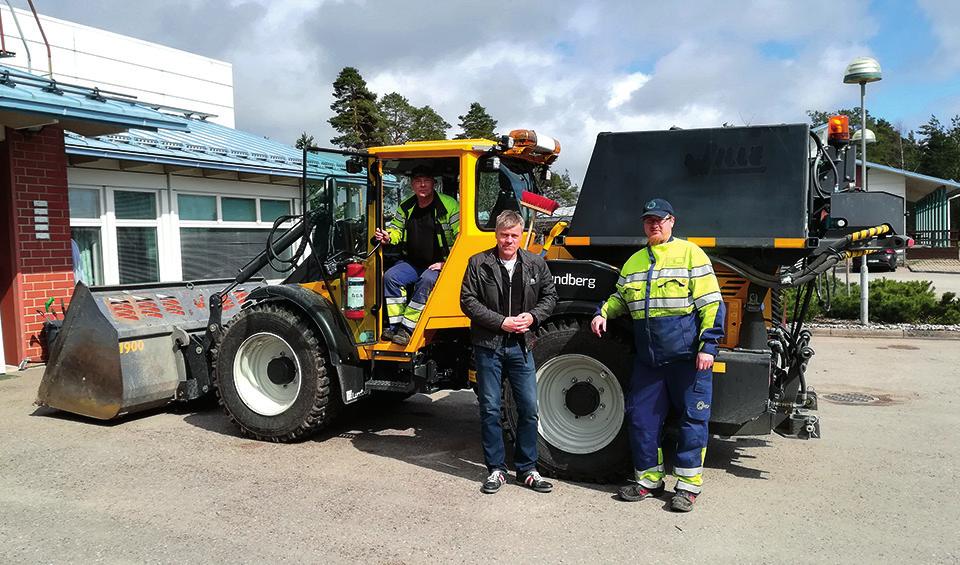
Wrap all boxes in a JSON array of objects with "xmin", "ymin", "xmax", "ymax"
[{"xmin": 374, "ymin": 165, "xmax": 460, "ymax": 345}]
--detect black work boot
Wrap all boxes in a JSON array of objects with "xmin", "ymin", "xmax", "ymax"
[
  {"xmin": 517, "ymin": 470, "xmax": 553, "ymax": 493},
  {"xmin": 481, "ymin": 470, "xmax": 507, "ymax": 494},
  {"xmin": 380, "ymin": 327, "xmax": 396, "ymax": 342},
  {"xmin": 391, "ymin": 328, "xmax": 411, "ymax": 345},
  {"xmin": 670, "ymin": 489, "xmax": 698, "ymax": 512},
  {"xmin": 617, "ymin": 482, "xmax": 665, "ymax": 502}
]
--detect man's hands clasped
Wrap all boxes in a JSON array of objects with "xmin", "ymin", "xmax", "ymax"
[{"xmin": 502, "ymin": 312, "xmax": 535, "ymax": 333}]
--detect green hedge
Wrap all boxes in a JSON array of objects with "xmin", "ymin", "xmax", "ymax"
[{"xmin": 784, "ymin": 278, "xmax": 960, "ymax": 324}]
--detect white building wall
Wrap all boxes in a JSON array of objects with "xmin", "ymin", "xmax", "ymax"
[
  {"xmin": 868, "ymin": 169, "xmax": 906, "ymax": 201},
  {"xmin": 0, "ymin": 5, "xmax": 234, "ymax": 126},
  {"xmin": 67, "ymin": 167, "xmax": 299, "ymax": 285}
]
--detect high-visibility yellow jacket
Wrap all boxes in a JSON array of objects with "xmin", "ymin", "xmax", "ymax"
[
  {"xmin": 386, "ymin": 192, "xmax": 460, "ymax": 257},
  {"xmin": 599, "ymin": 237, "xmax": 725, "ymax": 367}
]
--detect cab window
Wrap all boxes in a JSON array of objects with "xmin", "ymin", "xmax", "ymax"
[{"xmin": 475, "ymin": 157, "xmax": 534, "ymax": 230}]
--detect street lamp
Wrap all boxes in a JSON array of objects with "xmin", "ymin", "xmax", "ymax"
[{"xmin": 844, "ymin": 56, "xmax": 882, "ymax": 325}]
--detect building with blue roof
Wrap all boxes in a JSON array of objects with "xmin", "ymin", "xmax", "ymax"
[
  {"xmin": 62, "ymin": 113, "xmax": 373, "ymax": 289},
  {"xmin": 63, "ymin": 116, "xmax": 361, "ymax": 182},
  {"xmin": 0, "ymin": 45, "xmax": 373, "ymax": 366}
]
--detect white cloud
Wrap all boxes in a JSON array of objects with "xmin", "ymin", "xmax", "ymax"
[
  {"xmin": 566, "ymin": 4, "xmax": 600, "ymax": 36},
  {"xmin": 16, "ymin": 0, "xmax": 888, "ymax": 182},
  {"xmin": 607, "ymin": 72, "xmax": 651, "ymax": 110},
  {"xmin": 918, "ymin": 0, "xmax": 960, "ymax": 74}
]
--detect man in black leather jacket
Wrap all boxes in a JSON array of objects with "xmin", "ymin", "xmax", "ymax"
[{"xmin": 460, "ymin": 210, "xmax": 557, "ymax": 494}]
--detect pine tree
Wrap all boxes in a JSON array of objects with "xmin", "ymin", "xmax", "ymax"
[
  {"xmin": 409, "ymin": 106, "xmax": 451, "ymax": 141},
  {"xmin": 328, "ymin": 67, "xmax": 386, "ymax": 149},
  {"xmin": 917, "ymin": 116, "xmax": 960, "ymax": 181},
  {"xmin": 542, "ymin": 169, "xmax": 580, "ymax": 207},
  {"xmin": 455, "ymin": 102, "xmax": 498, "ymax": 140},
  {"xmin": 295, "ymin": 132, "xmax": 314, "ymax": 150},
  {"xmin": 378, "ymin": 92, "xmax": 417, "ymax": 145}
]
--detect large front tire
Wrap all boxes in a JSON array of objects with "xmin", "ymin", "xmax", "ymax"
[
  {"xmin": 506, "ymin": 318, "xmax": 633, "ymax": 483},
  {"xmin": 212, "ymin": 303, "xmax": 341, "ymax": 441}
]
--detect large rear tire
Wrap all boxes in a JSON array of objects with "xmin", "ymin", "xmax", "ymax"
[
  {"xmin": 506, "ymin": 317, "xmax": 633, "ymax": 483},
  {"xmin": 212, "ymin": 303, "xmax": 341, "ymax": 441}
]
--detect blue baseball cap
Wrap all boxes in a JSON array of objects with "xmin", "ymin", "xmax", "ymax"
[{"xmin": 641, "ymin": 198, "xmax": 674, "ymax": 219}]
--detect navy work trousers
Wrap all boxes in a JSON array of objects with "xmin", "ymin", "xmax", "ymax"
[{"xmin": 627, "ymin": 358, "xmax": 712, "ymax": 493}]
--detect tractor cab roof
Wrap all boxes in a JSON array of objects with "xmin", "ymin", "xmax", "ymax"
[{"xmin": 368, "ymin": 139, "xmax": 495, "ymax": 158}]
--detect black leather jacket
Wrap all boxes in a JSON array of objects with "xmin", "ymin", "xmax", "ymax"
[{"xmin": 460, "ymin": 247, "xmax": 558, "ymax": 350}]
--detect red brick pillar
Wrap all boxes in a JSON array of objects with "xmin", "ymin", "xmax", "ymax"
[{"xmin": 0, "ymin": 125, "xmax": 74, "ymax": 365}]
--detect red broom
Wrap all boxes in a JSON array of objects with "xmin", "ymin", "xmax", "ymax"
[{"xmin": 519, "ymin": 191, "xmax": 559, "ymax": 249}]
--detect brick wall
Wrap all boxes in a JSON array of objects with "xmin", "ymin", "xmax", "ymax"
[{"xmin": 0, "ymin": 125, "xmax": 74, "ymax": 365}]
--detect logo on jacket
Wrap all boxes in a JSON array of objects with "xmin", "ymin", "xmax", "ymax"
[{"xmin": 696, "ymin": 400, "xmax": 710, "ymax": 410}]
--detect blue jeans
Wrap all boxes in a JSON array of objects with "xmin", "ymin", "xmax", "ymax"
[{"xmin": 474, "ymin": 339, "xmax": 539, "ymax": 474}]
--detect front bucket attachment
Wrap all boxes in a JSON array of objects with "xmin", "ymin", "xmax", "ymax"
[{"xmin": 37, "ymin": 280, "xmax": 260, "ymax": 420}]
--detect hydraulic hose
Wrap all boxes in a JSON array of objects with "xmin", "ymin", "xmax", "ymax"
[
  {"xmin": 781, "ymin": 223, "xmax": 892, "ymax": 286},
  {"xmin": 848, "ymin": 224, "xmax": 890, "ymax": 242},
  {"xmin": 266, "ymin": 213, "xmax": 311, "ymax": 273},
  {"xmin": 711, "ymin": 255, "xmax": 780, "ymax": 287},
  {"xmin": 808, "ymin": 131, "xmax": 838, "ymax": 197}
]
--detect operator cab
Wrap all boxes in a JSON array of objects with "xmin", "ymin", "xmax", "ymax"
[{"xmin": 380, "ymin": 157, "xmax": 460, "ymax": 271}]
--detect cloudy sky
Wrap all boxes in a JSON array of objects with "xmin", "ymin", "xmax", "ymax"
[{"xmin": 9, "ymin": 0, "xmax": 960, "ymax": 183}]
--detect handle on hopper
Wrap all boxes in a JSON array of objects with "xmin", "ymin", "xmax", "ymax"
[{"xmin": 541, "ymin": 220, "xmax": 569, "ymax": 257}]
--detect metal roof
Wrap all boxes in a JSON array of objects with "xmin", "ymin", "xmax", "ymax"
[
  {"xmin": 861, "ymin": 160, "xmax": 960, "ymax": 190},
  {"xmin": 64, "ymin": 117, "xmax": 364, "ymax": 180},
  {"xmin": 0, "ymin": 64, "xmax": 188, "ymax": 135}
]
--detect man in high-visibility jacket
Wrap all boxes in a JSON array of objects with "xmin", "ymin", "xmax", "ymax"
[
  {"xmin": 591, "ymin": 198, "xmax": 724, "ymax": 512},
  {"xmin": 374, "ymin": 166, "xmax": 459, "ymax": 345}
]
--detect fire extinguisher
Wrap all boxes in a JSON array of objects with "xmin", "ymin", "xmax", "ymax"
[{"xmin": 344, "ymin": 262, "xmax": 366, "ymax": 320}]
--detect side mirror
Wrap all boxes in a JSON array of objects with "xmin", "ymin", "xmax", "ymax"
[
  {"xmin": 480, "ymin": 157, "xmax": 501, "ymax": 172},
  {"xmin": 346, "ymin": 158, "xmax": 364, "ymax": 174}
]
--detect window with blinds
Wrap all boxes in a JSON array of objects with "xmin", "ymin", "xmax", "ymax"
[{"xmin": 180, "ymin": 228, "xmax": 293, "ymax": 281}]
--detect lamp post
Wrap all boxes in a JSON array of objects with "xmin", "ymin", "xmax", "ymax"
[
  {"xmin": 845, "ymin": 128, "xmax": 876, "ymax": 297},
  {"xmin": 844, "ymin": 56, "xmax": 882, "ymax": 325}
]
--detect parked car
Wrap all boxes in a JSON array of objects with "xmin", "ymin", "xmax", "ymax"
[{"xmin": 852, "ymin": 248, "xmax": 899, "ymax": 272}]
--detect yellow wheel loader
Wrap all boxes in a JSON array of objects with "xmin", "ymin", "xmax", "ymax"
[{"xmin": 38, "ymin": 122, "xmax": 907, "ymax": 482}]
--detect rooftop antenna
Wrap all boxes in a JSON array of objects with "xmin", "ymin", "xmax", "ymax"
[
  {"xmin": 0, "ymin": 3, "xmax": 16, "ymax": 57},
  {"xmin": 2, "ymin": 0, "xmax": 31, "ymax": 69},
  {"xmin": 25, "ymin": 0, "xmax": 52, "ymax": 77}
]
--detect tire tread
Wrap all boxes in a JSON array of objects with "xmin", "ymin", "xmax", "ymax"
[{"xmin": 211, "ymin": 303, "xmax": 340, "ymax": 442}]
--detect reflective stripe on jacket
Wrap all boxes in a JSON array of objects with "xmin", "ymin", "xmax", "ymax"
[
  {"xmin": 387, "ymin": 192, "xmax": 460, "ymax": 257},
  {"xmin": 600, "ymin": 237, "xmax": 725, "ymax": 366}
]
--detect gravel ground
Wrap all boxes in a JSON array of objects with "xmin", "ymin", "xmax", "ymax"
[{"xmin": 1, "ymin": 336, "xmax": 958, "ymax": 564}]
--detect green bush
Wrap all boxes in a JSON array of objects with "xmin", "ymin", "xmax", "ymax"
[{"xmin": 784, "ymin": 277, "xmax": 960, "ymax": 324}]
